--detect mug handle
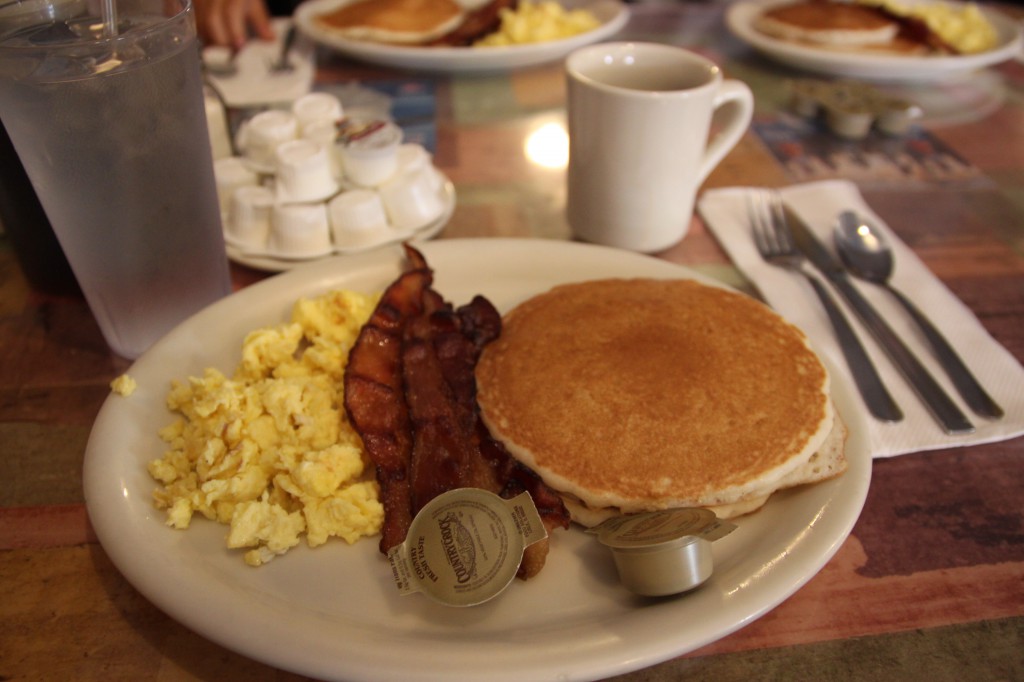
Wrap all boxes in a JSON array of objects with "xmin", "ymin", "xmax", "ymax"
[{"xmin": 696, "ymin": 80, "xmax": 754, "ymax": 186}]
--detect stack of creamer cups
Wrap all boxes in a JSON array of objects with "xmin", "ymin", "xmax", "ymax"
[{"xmin": 213, "ymin": 92, "xmax": 448, "ymax": 259}]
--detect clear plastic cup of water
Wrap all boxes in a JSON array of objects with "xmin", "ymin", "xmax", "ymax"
[{"xmin": 0, "ymin": 0, "xmax": 232, "ymax": 358}]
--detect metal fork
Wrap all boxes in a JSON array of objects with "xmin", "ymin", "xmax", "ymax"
[{"xmin": 749, "ymin": 191, "xmax": 903, "ymax": 422}]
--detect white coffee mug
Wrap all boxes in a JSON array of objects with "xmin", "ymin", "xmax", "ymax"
[{"xmin": 566, "ymin": 42, "xmax": 753, "ymax": 252}]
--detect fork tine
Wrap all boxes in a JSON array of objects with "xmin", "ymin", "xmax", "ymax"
[
  {"xmin": 747, "ymin": 193, "xmax": 762, "ymax": 246},
  {"xmin": 768, "ymin": 192, "xmax": 794, "ymax": 253},
  {"xmin": 751, "ymin": 189, "xmax": 906, "ymax": 423},
  {"xmin": 748, "ymin": 191, "xmax": 772, "ymax": 256}
]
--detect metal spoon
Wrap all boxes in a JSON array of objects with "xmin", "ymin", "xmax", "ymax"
[
  {"xmin": 834, "ymin": 210, "xmax": 1004, "ymax": 419},
  {"xmin": 268, "ymin": 25, "xmax": 297, "ymax": 73}
]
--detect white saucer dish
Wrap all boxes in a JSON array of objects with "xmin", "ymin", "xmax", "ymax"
[
  {"xmin": 294, "ymin": 0, "xmax": 630, "ymax": 72},
  {"xmin": 227, "ymin": 179, "xmax": 455, "ymax": 271},
  {"xmin": 204, "ymin": 19, "xmax": 315, "ymax": 107},
  {"xmin": 83, "ymin": 239, "xmax": 871, "ymax": 682},
  {"xmin": 726, "ymin": 0, "xmax": 1023, "ymax": 82}
]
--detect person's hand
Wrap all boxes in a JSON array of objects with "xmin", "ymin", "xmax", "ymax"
[{"xmin": 194, "ymin": 0, "xmax": 276, "ymax": 50}]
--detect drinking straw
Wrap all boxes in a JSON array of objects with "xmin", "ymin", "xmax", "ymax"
[{"xmin": 101, "ymin": 0, "xmax": 117, "ymax": 37}]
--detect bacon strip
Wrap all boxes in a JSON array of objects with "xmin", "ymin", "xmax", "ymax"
[
  {"xmin": 343, "ymin": 260, "xmax": 431, "ymax": 553},
  {"xmin": 403, "ymin": 303, "xmax": 502, "ymax": 512},
  {"xmin": 344, "ymin": 245, "xmax": 570, "ymax": 577},
  {"xmin": 426, "ymin": 0, "xmax": 518, "ymax": 46}
]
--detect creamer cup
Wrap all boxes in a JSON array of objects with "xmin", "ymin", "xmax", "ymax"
[
  {"xmin": 213, "ymin": 156, "xmax": 259, "ymax": 216},
  {"xmin": 327, "ymin": 189, "xmax": 391, "ymax": 249},
  {"xmin": 396, "ymin": 143, "xmax": 444, "ymax": 193},
  {"xmin": 274, "ymin": 139, "xmax": 340, "ymax": 204},
  {"xmin": 339, "ymin": 120, "xmax": 402, "ymax": 187},
  {"xmin": 875, "ymin": 99, "xmax": 922, "ymax": 135},
  {"xmin": 387, "ymin": 488, "xmax": 547, "ymax": 607},
  {"xmin": 238, "ymin": 109, "xmax": 298, "ymax": 172},
  {"xmin": 292, "ymin": 92, "xmax": 343, "ymax": 134},
  {"xmin": 379, "ymin": 166, "xmax": 445, "ymax": 231},
  {"xmin": 396, "ymin": 143, "xmax": 430, "ymax": 174},
  {"xmin": 201, "ymin": 45, "xmax": 234, "ymax": 74},
  {"xmin": 302, "ymin": 118, "xmax": 339, "ymax": 146},
  {"xmin": 301, "ymin": 119, "xmax": 343, "ymax": 179},
  {"xmin": 269, "ymin": 202, "xmax": 333, "ymax": 258},
  {"xmin": 226, "ymin": 185, "xmax": 274, "ymax": 251},
  {"xmin": 587, "ymin": 508, "xmax": 736, "ymax": 597}
]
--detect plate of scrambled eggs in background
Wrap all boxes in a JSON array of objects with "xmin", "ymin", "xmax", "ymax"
[
  {"xmin": 82, "ymin": 240, "xmax": 870, "ymax": 682},
  {"xmin": 294, "ymin": 0, "xmax": 629, "ymax": 72},
  {"xmin": 727, "ymin": 0, "xmax": 1023, "ymax": 81}
]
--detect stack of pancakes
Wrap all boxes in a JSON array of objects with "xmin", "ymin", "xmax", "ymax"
[
  {"xmin": 475, "ymin": 278, "xmax": 847, "ymax": 526},
  {"xmin": 755, "ymin": 0, "xmax": 902, "ymax": 50},
  {"xmin": 314, "ymin": 0, "xmax": 502, "ymax": 45},
  {"xmin": 315, "ymin": 0, "xmax": 466, "ymax": 44}
]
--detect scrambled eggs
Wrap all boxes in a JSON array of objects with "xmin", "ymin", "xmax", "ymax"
[
  {"xmin": 475, "ymin": 0, "xmax": 601, "ymax": 46},
  {"xmin": 147, "ymin": 289, "xmax": 384, "ymax": 566},
  {"xmin": 110, "ymin": 374, "xmax": 137, "ymax": 397},
  {"xmin": 866, "ymin": 0, "xmax": 998, "ymax": 53}
]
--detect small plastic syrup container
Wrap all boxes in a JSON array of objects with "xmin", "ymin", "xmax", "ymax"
[
  {"xmin": 587, "ymin": 508, "xmax": 736, "ymax": 597},
  {"xmin": 387, "ymin": 488, "xmax": 547, "ymax": 607}
]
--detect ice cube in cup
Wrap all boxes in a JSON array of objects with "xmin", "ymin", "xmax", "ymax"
[
  {"xmin": 327, "ymin": 189, "xmax": 391, "ymax": 249},
  {"xmin": 269, "ymin": 203, "xmax": 333, "ymax": 258},
  {"xmin": 274, "ymin": 139, "xmax": 339, "ymax": 204},
  {"xmin": 226, "ymin": 185, "xmax": 274, "ymax": 251},
  {"xmin": 238, "ymin": 109, "xmax": 298, "ymax": 171},
  {"xmin": 214, "ymin": 156, "xmax": 259, "ymax": 215},
  {"xmin": 379, "ymin": 166, "xmax": 446, "ymax": 231},
  {"xmin": 339, "ymin": 120, "xmax": 402, "ymax": 188}
]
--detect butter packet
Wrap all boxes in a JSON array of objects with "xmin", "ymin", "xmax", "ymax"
[
  {"xmin": 788, "ymin": 78, "xmax": 923, "ymax": 139},
  {"xmin": 588, "ymin": 508, "xmax": 736, "ymax": 597},
  {"xmin": 387, "ymin": 488, "xmax": 547, "ymax": 607}
]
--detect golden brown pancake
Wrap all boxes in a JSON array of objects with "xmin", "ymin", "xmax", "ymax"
[
  {"xmin": 315, "ymin": 0, "xmax": 465, "ymax": 44},
  {"xmin": 475, "ymin": 278, "xmax": 841, "ymax": 524},
  {"xmin": 756, "ymin": 0, "xmax": 900, "ymax": 48}
]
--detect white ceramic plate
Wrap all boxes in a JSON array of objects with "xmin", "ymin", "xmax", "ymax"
[
  {"xmin": 294, "ymin": 0, "xmax": 630, "ymax": 72},
  {"xmin": 726, "ymin": 0, "xmax": 1023, "ymax": 82},
  {"xmin": 227, "ymin": 180, "xmax": 455, "ymax": 272},
  {"xmin": 83, "ymin": 239, "xmax": 871, "ymax": 682}
]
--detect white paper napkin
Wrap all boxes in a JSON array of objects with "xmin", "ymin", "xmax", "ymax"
[
  {"xmin": 697, "ymin": 179, "xmax": 1024, "ymax": 457},
  {"xmin": 204, "ymin": 19, "xmax": 315, "ymax": 108}
]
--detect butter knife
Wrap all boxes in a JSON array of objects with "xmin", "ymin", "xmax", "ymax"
[{"xmin": 785, "ymin": 206, "xmax": 975, "ymax": 435}]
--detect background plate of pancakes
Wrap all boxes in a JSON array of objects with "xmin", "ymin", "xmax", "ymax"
[
  {"xmin": 727, "ymin": 0, "xmax": 1023, "ymax": 82},
  {"xmin": 84, "ymin": 239, "xmax": 871, "ymax": 682},
  {"xmin": 294, "ymin": 0, "xmax": 629, "ymax": 72}
]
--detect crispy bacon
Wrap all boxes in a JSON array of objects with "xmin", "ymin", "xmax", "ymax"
[
  {"xmin": 427, "ymin": 0, "xmax": 518, "ymax": 46},
  {"xmin": 343, "ymin": 261, "xmax": 431, "ymax": 553},
  {"xmin": 889, "ymin": 12, "xmax": 957, "ymax": 54},
  {"xmin": 403, "ymin": 305, "xmax": 502, "ymax": 512},
  {"xmin": 344, "ymin": 244, "xmax": 570, "ymax": 578}
]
